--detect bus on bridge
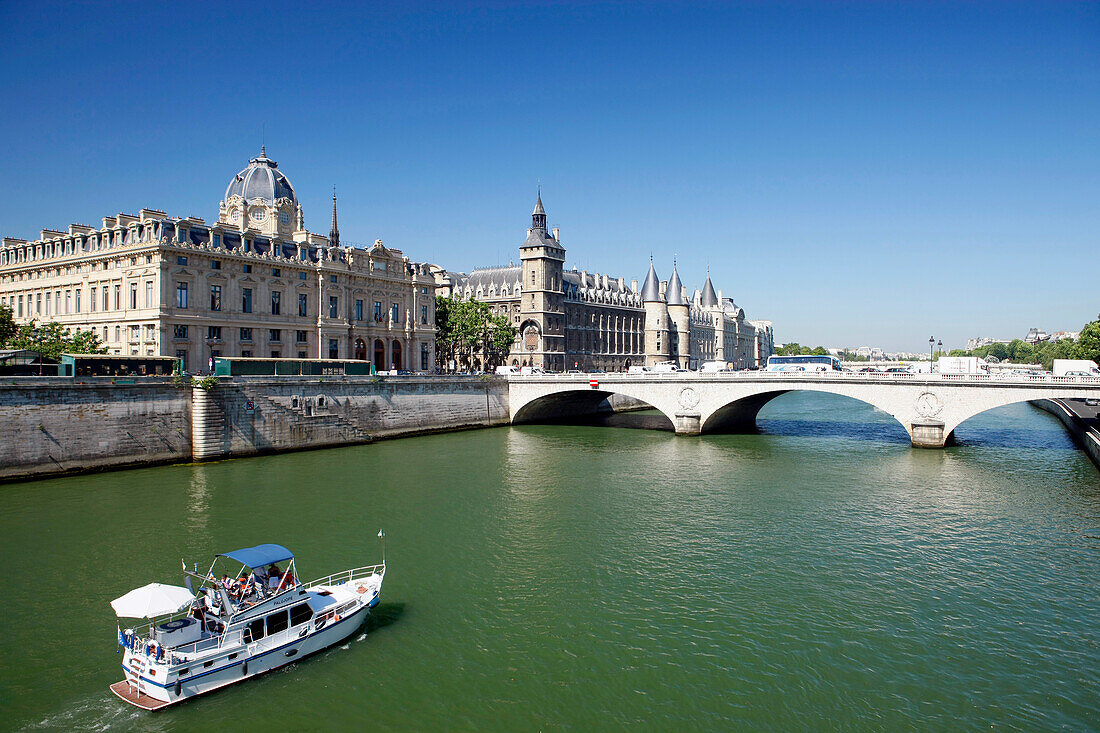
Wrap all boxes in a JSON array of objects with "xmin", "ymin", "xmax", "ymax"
[{"xmin": 765, "ymin": 354, "xmax": 842, "ymax": 373}]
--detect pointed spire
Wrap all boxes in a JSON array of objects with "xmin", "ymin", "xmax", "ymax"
[
  {"xmin": 329, "ymin": 186, "xmax": 339, "ymax": 247},
  {"xmin": 531, "ymin": 190, "xmax": 546, "ymax": 230},
  {"xmin": 641, "ymin": 258, "xmax": 662, "ymax": 302},
  {"xmin": 700, "ymin": 269, "xmax": 718, "ymax": 308},
  {"xmin": 666, "ymin": 263, "xmax": 685, "ymax": 306}
]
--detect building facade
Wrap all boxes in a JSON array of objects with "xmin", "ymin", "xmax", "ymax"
[
  {"xmin": 0, "ymin": 149, "xmax": 437, "ymax": 372},
  {"xmin": 435, "ymin": 196, "xmax": 773, "ymax": 371}
]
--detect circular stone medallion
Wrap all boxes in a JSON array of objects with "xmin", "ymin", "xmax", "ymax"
[
  {"xmin": 679, "ymin": 387, "xmax": 699, "ymax": 409},
  {"xmin": 915, "ymin": 391, "xmax": 943, "ymax": 418}
]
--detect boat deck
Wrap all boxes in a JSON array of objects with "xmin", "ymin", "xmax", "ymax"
[{"xmin": 109, "ymin": 681, "xmax": 173, "ymax": 711}]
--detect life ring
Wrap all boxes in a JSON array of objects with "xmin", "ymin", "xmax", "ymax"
[{"xmin": 164, "ymin": 619, "xmax": 188, "ymax": 630}]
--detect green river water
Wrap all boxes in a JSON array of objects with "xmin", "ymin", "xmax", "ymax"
[{"xmin": 1, "ymin": 392, "xmax": 1097, "ymax": 731}]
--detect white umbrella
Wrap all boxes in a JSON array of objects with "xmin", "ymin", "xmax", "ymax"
[{"xmin": 110, "ymin": 583, "xmax": 195, "ymax": 619}]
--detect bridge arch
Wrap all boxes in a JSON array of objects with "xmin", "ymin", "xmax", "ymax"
[
  {"xmin": 699, "ymin": 387, "xmax": 913, "ymax": 439},
  {"xmin": 511, "ymin": 389, "xmax": 675, "ymax": 428}
]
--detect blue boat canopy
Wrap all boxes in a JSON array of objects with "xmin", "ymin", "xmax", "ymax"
[{"xmin": 218, "ymin": 544, "xmax": 294, "ymax": 568}]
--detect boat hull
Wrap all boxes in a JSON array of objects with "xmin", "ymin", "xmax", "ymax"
[{"xmin": 111, "ymin": 602, "xmax": 370, "ymax": 709}]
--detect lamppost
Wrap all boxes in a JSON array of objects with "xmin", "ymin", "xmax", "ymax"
[{"xmin": 929, "ymin": 336, "xmax": 935, "ymax": 373}]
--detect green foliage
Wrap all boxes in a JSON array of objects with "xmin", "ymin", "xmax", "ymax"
[
  {"xmin": 0, "ymin": 304, "xmax": 15, "ymax": 344},
  {"xmin": 435, "ymin": 296, "xmax": 518, "ymax": 370},
  {"xmin": 192, "ymin": 376, "xmax": 219, "ymax": 391},
  {"xmin": 777, "ymin": 343, "xmax": 838, "ymax": 358},
  {"xmin": 1, "ymin": 319, "xmax": 107, "ymax": 361},
  {"xmin": 1075, "ymin": 320, "xmax": 1100, "ymax": 362},
  {"xmin": 952, "ymin": 319, "xmax": 1099, "ymax": 370}
]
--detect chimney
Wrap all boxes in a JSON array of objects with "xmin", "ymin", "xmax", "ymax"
[{"xmin": 631, "ymin": 279, "xmax": 638, "ymax": 293}]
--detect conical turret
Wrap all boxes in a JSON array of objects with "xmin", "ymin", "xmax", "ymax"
[
  {"xmin": 666, "ymin": 264, "xmax": 685, "ymax": 306},
  {"xmin": 700, "ymin": 271, "xmax": 718, "ymax": 308},
  {"xmin": 641, "ymin": 260, "xmax": 662, "ymax": 302}
]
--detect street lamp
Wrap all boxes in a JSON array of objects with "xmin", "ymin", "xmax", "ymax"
[{"xmin": 929, "ymin": 336, "xmax": 935, "ymax": 373}]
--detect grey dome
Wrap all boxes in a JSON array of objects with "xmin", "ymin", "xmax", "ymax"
[{"xmin": 224, "ymin": 147, "xmax": 297, "ymax": 204}]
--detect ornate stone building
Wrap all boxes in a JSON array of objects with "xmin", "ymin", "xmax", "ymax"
[
  {"xmin": 0, "ymin": 149, "xmax": 437, "ymax": 372},
  {"xmin": 435, "ymin": 196, "xmax": 773, "ymax": 371}
]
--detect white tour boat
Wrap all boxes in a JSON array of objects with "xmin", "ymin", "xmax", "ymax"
[{"xmin": 109, "ymin": 541, "xmax": 385, "ymax": 710}]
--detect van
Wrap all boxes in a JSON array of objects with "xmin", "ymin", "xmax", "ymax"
[
  {"xmin": 700, "ymin": 361, "xmax": 731, "ymax": 373},
  {"xmin": 651, "ymin": 361, "xmax": 679, "ymax": 373},
  {"xmin": 519, "ymin": 366, "xmax": 545, "ymax": 375},
  {"xmin": 627, "ymin": 366, "xmax": 651, "ymax": 374},
  {"xmin": 495, "ymin": 366, "xmax": 520, "ymax": 375}
]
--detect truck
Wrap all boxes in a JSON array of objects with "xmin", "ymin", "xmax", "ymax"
[
  {"xmin": 935, "ymin": 356, "xmax": 990, "ymax": 375},
  {"xmin": 1052, "ymin": 359, "xmax": 1100, "ymax": 377},
  {"xmin": 650, "ymin": 361, "xmax": 680, "ymax": 373}
]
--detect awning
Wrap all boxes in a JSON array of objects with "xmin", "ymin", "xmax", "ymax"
[
  {"xmin": 217, "ymin": 543, "xmax": 294, "ymax": 569},
  {"xmin": 111, "ymin": 583, "xmax": 195, "ymax": 619}
]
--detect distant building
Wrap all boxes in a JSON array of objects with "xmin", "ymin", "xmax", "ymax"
[
  {"xmin": 434, "ymin": 195, "xmax": 774, "ymax": 371},
  {"xmin": 1024, "ymin": 327, "xmax": 1050, "ymax": 344},
  {"xmin": 966, "ymin": 336, "xmax": 1010, "ymax": 351}
]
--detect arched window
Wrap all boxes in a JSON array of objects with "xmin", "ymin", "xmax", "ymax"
[
  {"xmin": 391, "ymin": 340, "xmax": 402, "ymax": 370},
  {"xmin": 354, "ymin": 338, "xmax": 367, "ymax": 361}
]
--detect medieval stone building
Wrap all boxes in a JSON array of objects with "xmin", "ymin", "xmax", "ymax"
[{"xmin": 435, "ymin": 196, "xmax": 773, "ymax": 371}]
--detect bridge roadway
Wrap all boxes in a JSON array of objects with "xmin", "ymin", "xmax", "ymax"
[{"xmin": 507, "ymin": 372, "xmax": 1100, "ymax": 448}]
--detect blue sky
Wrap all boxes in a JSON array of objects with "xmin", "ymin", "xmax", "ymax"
[{"xmin": 1, "ymin": 1, "xmax": 1096, "ymax": 351}]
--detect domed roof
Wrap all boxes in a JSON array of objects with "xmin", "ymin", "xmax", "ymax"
[{"xmin": 224, "ymin": 147, "xmax": 297, "ymax": 205}]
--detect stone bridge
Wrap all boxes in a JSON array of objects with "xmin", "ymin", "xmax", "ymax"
[{"xmin": 507, "ymin": 372, "xmax": 1100, "ymax": 447}]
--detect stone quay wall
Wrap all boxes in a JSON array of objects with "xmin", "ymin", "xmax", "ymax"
[
  {"xmin": 0, "ymin": 377, "xmax": 192, "ymax": 480},
  {"xmin": 195, "ymin": 376, "xmax": 510, "ymax": 459},
  {"xmin": 0, "ymin": 376, "xmax": 512, "ymax": 481}
]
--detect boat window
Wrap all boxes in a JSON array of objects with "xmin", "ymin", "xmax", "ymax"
[
  {"xmin": 203, "ymin": 661, "xmax": 214, "ymax": 668},
  {"xmin": 289, "ymin": 603, "xmax": 313, "ymax": 627},
  {"xmin": 228, "ymin": 653, "xmax": 238, "ymax": 660},
  {"xmin": 178, "ymin": 668, "xmax": 189, "ymax": 676},
  {"xmin": 267, "ymin": 609, "xmax": 289, "ymax": 635},
  {"xmin": 245, "ymin": 618, "xmax": 265, "ymax": 643}
]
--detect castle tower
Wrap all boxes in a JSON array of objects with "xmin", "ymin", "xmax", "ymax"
[
  {"xmin": 700, "ymin": 270, "xmax": 722, "ymax": 362},
  {"xmin": 666, "ymin": 263, "xmax": 690, "ymax": 368},
  {"xmin": 641, "ymin": 260, "xmax": 669, "ymax": 366},
  {"xmin": 518, "ymin": 193, "xmax": 566, "ymax": 370}
]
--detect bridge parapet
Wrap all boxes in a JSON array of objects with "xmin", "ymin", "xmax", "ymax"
[{"xmin": 506, "ymin": 372, "xmax": 1100, "ymax": 448}]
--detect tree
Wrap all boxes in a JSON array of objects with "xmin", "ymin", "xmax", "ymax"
[
  {"xmin": 0, "ymin": 304, "xmax": 14, "ymax": 344},
  {"xmin": 1075, "ymin": 319, "xmax": 1100, "ymax": 362},
  {"xmin": 3, "ymin": 319, "xmax": 107, "ymax": 361},
  {"xmin": 987, "ymin": 342, "xmax": 1009, "ymax": 361},
  {"xmin": 434, "ymin": 296, "xmax": 517, "ymax": 371}
]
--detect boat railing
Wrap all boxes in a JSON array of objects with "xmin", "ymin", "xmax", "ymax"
[{"xmin": 304, "ymin": 563, "xmax": 386, "ymax": 590}]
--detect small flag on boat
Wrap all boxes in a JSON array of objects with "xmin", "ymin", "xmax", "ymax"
[
  {"xmin": 181, "ymin": 558, "xmax": 186, "ymax": 571},
  {"xmin": 378, "ymin": 529, "xmax": 384, "ymax": 538},
  {"xmin": 117, "ymin": 625, "xmax": 124, "ymax": 652}
]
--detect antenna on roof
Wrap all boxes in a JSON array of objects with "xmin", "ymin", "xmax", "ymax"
[{"xmin": 261, "ymin": 123, "xmax": 266, "ymax": 156}]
